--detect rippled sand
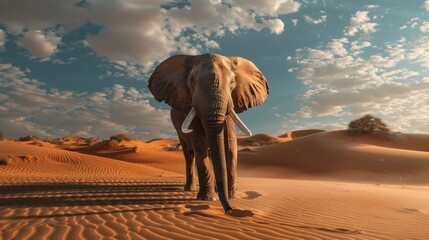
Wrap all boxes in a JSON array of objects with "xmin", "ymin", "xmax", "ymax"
[{"xmin": 1, "ymin": 130, "xmax": 429, "ymax": 239}]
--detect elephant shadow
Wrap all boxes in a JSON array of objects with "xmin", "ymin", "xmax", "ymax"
[
  {"xmin": 184, "ymin": 204, "xmax": 254, "ymax": 218},
  {"xmin": 229, "ymin": 208, "xmax": 254, "ymax": 217},
  {"xmin": 242, "ymin": 191, "xmax": 263, "ymax": 200}
]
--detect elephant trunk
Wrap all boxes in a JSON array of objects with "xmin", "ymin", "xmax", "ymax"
[{"xmin": 204, "ymin": 119, "xmax": 233, "ymax": 213}]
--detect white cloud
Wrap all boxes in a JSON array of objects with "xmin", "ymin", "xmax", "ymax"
[
  {"xmin": 423, "ymin": 0, "xmax": 429, "ymax": 11},
  {"xmin": 98, "ymin": 61, "xmax": 148, "ymax": 81},
  {"xmin": 420, "ymin": 21, "xmax": 429, "ymax": 32},
  {"xmin": 304, "ymin": 15, "xmax": 327, "ymax": 24},
  {"xmin": 291, "ymin": 19, "xmax": 298, "ymax": 26},
  {"xmin": 165, "ymin": 0, "xmax": 292, "ymax": 39},
  {"xmin": 345, "ymin": 11, "xmax": 378, "ymax": 37},
  {"xmin": 407, "ymin": 36, "xmax": 429, "ymax": 69},
  {"xmin": 0, "ymin": 63, "xmax": 173, "ymax": 140},
  {"xmin": 0, "ymin": 29, "xmax": 5, "ymax": 49},
  {"xmin": 292, "ymin": 36, "xmax": 429, "ymax": 133},
  {"xmin": 385, "ymin": 39, "xmax": 406, "ymax": 62},
  {"xmin": 17, "ymin": 30, "xmax": 61, "ymax": 58},
  {"xmin": 262, "ymin": 18, "xmax": 285, "ymax": 34},
  {"xmin": 225, "ymin": 0, "xmax": 301, "ymax": 16},
  {"xmin": 398, "ymin": 18, "xmax": 420, "ymax": 30},
  {"xmin": 365, "ymin": 5, "xmax": 379, "ymax": 9},
  {"xmin": 0, "ymin": 0, "xmax": 300, "ymax": 67},
  {"xmin": 279, "ymin": 118, "xmax": 345, "ymax": 133},
  {"xmin": 328, "ymin": 38, "xmax": 348, "ymax": 56},
  {"xmin": 350, "ymin": 40, "xmax": 371, "ymax": 55},
  {"xmin": 369, "ymin": 55, "xmax": 398, "ymax": 68},
  {"xmin": 305, "ymin": 49, "xmax": 333, "ymax": 60},
  {"xmin": 0, "ymin": 0, "xmax": 87, "ymax": 34}
]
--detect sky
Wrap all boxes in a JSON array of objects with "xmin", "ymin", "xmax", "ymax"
[{"xmin": 0, "ymin": 0, "xmax": 428, "ymax": 140}]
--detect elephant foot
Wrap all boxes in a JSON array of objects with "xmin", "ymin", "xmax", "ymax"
[
  {"xmin": 228, "ymin": 186, "xmax": 237, "ymax": 199},
  {"xmin": 228, "ymin": 190, "xmax": 236, "ymax": 199},
  {"xmin": 184, "ymin": 184, "xmax": 198, "ymax": 192},
  {"xmin": 197, "ymin": 190, "xmax": 217, "ymax": 201}
]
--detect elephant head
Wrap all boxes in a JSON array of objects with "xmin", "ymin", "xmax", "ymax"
[{"xmin": 148, "ymin": 53, "xmax": 269, "ymax": 212}]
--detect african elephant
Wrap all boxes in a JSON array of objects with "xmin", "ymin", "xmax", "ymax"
[{"xmin": 148, "ymin": 53, "xmax": 269, "ymax": 213}]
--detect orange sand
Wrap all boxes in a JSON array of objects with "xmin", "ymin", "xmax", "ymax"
[
  {"xmin": 239, "ymin": 130, "xmax": 429, "ymax": 185},
  {"xmin": 1, "ymin": 129, "xmax": 429, "ymax": 239}
]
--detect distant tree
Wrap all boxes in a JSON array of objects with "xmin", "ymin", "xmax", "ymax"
[
  {"xmin": 109, "ymin": 133, "xmax": 132, "ymax": 142},
  {"xmin": 18, "ymin": 135, "xmax": 38, "ymax": 141},
  {"xmin": 0, "ymin": 131, "xmax": 4, "ymax": 141},
  {"xmin": 348, "ymin": 114, "xmax": 391, "ymax": 136},
  {"xmin": 85, "ymin": 137, "xmax": 98, "ymax": 144}
]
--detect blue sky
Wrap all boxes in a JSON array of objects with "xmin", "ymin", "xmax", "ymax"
[{"xmin": 0, "ymin": 0, "xmax": 428, "ymax": 140}]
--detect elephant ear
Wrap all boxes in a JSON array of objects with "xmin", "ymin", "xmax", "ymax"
[
  {"xmin": 148, "ymin": 55, "xmax": 195, "ymax": 113},
  {"xmin": 230, "ymin": 57, "xmax": 269, "ymax": 113}
]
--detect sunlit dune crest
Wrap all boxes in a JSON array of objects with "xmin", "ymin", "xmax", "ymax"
[
  {"xmin": 1, "ymin": 129, "xmax": 429, "ymax": 239},
  {"xmin": 278, "ymin": 129, "xmax": 325, "ymax": 139},
  {"xmin": 239, "ymin": 130, "xmax": 429, "ymax": 185}
]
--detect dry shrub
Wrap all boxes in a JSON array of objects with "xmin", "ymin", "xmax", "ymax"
[
  {"xmin": 252, "ymin": 139, "xmax": 279, "ymax": 147},
  {"xmin": 109, "ymin": 133, "xmax": 132, "ymax": 142},
  {"xmin": 85, "ymin": 137, "xmax": 98, "ymax": 144},
  {"xmin": 0, "ymin": 158, "xmax": 8, "ymax": 165},
  {"xmin": 163, "ymin": 143, "xmax": 182, "ymax": 151},
  {"xmin": 18, "ymin": 135, "xmax": 40, "ymax": 141},
  {"xmin": 131, "ymin": 146, "xmax": 140, "ymax": 153},
  {"xmin": 239, "ymin": 138, "xmax": 281, "ymax": 147},
  {"xmin": 0, "ymin": 131, "xmax": 4, "ymax": 141}
]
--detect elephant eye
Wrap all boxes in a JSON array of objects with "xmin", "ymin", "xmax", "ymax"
[
  {"xmin": 230, "ymin": 78, "xmax": 236, "ymax": 89},
  {"xmin": 229, "ymin": 73, "xmax": 236, "ymax": 85},
  {"xmin": 230, "ymin": 78, "xmax": 235, "ymax": 85}
]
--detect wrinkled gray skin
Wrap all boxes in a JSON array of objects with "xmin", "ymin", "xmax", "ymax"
[
  {"xmin": 148, "ymin": 53, "xmax": 268, "ymax": 213},
  {"xmin": 170, "ymin": 109, "xmax": 237, "ymax": 200}
]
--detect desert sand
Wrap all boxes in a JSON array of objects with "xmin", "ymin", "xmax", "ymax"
[{"xmin": 1, "ymin": 130, "xmax": 429, "ymax": 239}]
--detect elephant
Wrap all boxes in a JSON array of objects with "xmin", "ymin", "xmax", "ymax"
[{"xmin": 148, "ymin": 53, "xmax": 269, "ymax": 213}]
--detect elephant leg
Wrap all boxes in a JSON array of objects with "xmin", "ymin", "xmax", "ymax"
[
  {"xmin": 181, "ymin": 138, "xmax": 197, "ymax": 191},
  {"xmin": 193, "ymin": 138, "xmax": 216, "ymax": 201},
  {"xmin": 170, "ymin": 109, "xmax": 198, "ymax": 192},
  {"xmin": 224, "ymin": 116, "xmax": 238, "ymax": 199},
  {"xmin": 195, "ymin": 149, "xmax": 216, "ymax": 200}
]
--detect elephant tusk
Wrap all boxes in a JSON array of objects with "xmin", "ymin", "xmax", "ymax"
[
  {"xmin": 230, "ymin": 110, "xmax": 252, "ymax": 136},
  {"xmin": 181, "ymin": 108, "xmax": 196, "ymax": 134}
]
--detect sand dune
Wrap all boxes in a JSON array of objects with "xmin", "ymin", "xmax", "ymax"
[
  {"xmin": 237, "ymin": 130, "xmax": 324, "ymax": 148},
  {"xmin": 239, "ymin": 130, "xmax": 429, "ymax": 185},
  {"xmin": 1, "ymin": 129, "xmax": 429, "ymax": 239},
  {"xmin": 278, "ymin": 129, "xmax": 325, "ymax": 140},
  {"xmin": 237, "ymin": 134, "xmax": 287, "ymax": 147},
  {"xmin": 61, "ymin": 139, "xmax": 186, "ymax": 175},
  {"xmin": 52, "ymin": 135, "xmax": 95, "ymax": 146},
  {"xmin": 0, "ymin": 141, "xmax": 180, "ymax": 183}
]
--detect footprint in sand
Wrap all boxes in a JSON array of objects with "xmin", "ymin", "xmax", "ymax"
[
  {"xmin": 183, "ymin": 204, "xmax": 254, "ymax": 218},
  {"xmin": 185, "ymin": 204, "xmax": 210, "ymax": 211},
  {"xmin": 317, "ymin": 227, "xmax": 362, "ymax": 235},
  {"xmin": 243, "ymin": 191, "xmax": 262, "ymax": 200},
  {"xmin": 276, "ymin": 223, "xmax": 362, "ymax": 235},
  {"xmin": 400, "ymin": 208, "xmax": 424, "ymax": 214}
]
